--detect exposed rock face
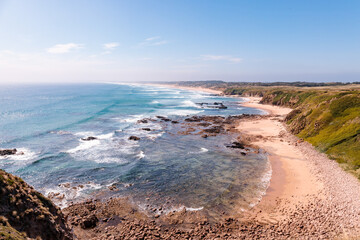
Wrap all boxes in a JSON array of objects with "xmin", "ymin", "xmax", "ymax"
[
  {"xmin": 0, "ymin": 169, "xmax": 72, "ymax": 240},
  {"xmin": 81, "ymin": 136, "xmax": 97, "ymax": 141},
  {"xmin": 0, "ymin": 149, "xmax": 17, "ymax": 156}
]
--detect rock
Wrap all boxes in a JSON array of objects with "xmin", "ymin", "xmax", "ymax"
[
  {"xmin": 129, "ymin": 136, "xmax": 140, "ymax": 141},
  {"xmin": 171, "ymin": 121, "xmax": 179, "ymax": 124},
  {"xmin": 0, "ymin": 149, "xmax": 17, "ymax": 156},
  {"xmin": 201, "ymin": 134, "xmax": 208, "ymax": 138},
  {"xmin": 81, "ymin": 136, "xmax": 97, "ymax": 141},
  {"xmin": 137, "ymin": 119, "xmax": 148, "ymax": 124},
  {"xmin": 142, "ymin": 128, "xmax": 151, "ymax": 131},
  {"xmin": 59, "ymin": 183, "xmax": 71, "ymax": 188},
  {"xmin": 80, "ymin": 214, "xmax": 98, "ymax": 229},
  {"xmin": 108, "ymin": 185, "xmax": 118, "ymax": 191},
  {"xmin": 226, "ymin": 142, "xmax": 245, "ymax": 149}
]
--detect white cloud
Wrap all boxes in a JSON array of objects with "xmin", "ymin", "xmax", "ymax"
[
  {"xmin": 103, "ymin": 42, "xmax": 119, "ymax": 50},
  {"xmin": 201, "ymin": 55, "xmax": 242, "ymax": 63},
  {"xmin": 145, "ymin": 36, "xmax": 161, "ymax": 41},
  {"xmin": 139, "ymin": 36, "xmax": 168, "ymax": 47},
  {"xmin": 47, "ymin": 43, "xmax": 83, "ymax": 54}
]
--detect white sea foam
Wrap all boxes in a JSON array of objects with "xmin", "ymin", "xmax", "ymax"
[
  {"xmin": 45, "ymin": 182, "xmax": 103, "ymax": 208},
  {"xmin": 151, "ymin": 100, "xmax": 160, "ymax": 104},
  {"xmin": 117, "ymin": 114, "xmax": 146, "ymax": 123},
  {"xmin": 165, "ymin": 109, "xmax": 204, "ymax": 116},
  {"xmin": 66, "ymin": 139, "xmax": 101, "ymax": 153},
  {"xmin": 200, "ymin": 147, "xmax": 209, "ymax": 153},
  {"xmin": 66, "ymin": 132, "xmax": 113, "ymax": 154},
  {"xmin": 248, "ymin": 159, "xmax": 273, "ymax": 208},
  {"xmin": 137, "ymin": 151, "xmax": 145, "ymax": 159},
  {"xmin": 97, "ymin": 132, "xmax": 114, "ymax": 139},
  {"xmin": 181, "ymin": 100, "xmax": 200, "ymax": 108},
  {"xmin": 74, "ymin": 131, "xmax": 96, "ymax": 137},
  {"xmin": 189, "ymin": 147, "xmax": 209, "ymax": 154}
]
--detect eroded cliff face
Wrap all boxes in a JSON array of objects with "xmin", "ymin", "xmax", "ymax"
[{"xmin": 0, "ymin": 169, "xmax": 72, "ymax": 240}]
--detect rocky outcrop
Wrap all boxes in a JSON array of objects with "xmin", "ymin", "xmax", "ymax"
[
  {"xmin": 0, "ymin": 149, "xmax": 18, "ymax": 156},
  {"xmin": 0, "ymin": 169, "xmax": 72, "ymax": 240}
]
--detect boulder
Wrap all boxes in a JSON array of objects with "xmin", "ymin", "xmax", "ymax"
[
  {"xmin": 129, "ymin": 136, "xmax": 140, "ymax": 141},
  {"xmin": 80, "ymin": 214, "xmax": 98, "ymax": 229}
]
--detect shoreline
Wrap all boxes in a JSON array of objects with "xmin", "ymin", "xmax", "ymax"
[{"xmin": 61, "ymin": 84, "xmax": 360, "ymax": 238}]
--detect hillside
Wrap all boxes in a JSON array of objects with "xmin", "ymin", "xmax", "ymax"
[{"xmin": 0, "ymin": 169, "xmax": 72, "ymax": 240}]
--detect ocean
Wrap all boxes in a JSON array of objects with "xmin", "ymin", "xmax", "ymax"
[{"xmin": 0, "ymin": 83, "xmax": 270, "ymax": 214}]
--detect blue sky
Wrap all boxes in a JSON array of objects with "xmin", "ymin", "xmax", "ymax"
[{"xmin": 0, "ymin": 0, "xmax": 359, "ymax": 83}]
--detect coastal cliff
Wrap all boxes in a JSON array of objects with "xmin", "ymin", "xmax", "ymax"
[{"xmin": 0, "ymin": 169, "xmax": 72, "ymax": 240}]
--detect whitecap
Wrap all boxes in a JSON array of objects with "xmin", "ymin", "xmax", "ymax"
[
  {"xmin": 137, "ymin": 151, "xmax": 145, "ymax": 159},
  {"xmin": 200, "ymin": 147, "xmax": 208, "ymax": 153},
  {"xmin": 66, "ymin": 139, "xmax": 101, "ymax": 153},
  {"xmin": 180, "ymin": 100, "xmax": 200, "ymax": 108},
  {"xmin": 97, "ymin": 132, "xmax": 114, "ymax": 139},
  {"xmin": 151, "ymin": 100, "xmax": 160, "ymax": 104}
]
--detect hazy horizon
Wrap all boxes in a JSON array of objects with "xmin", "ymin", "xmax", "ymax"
[{"xmin": 0, "ymin": 0, "xmax": 359, "ymax": 84}]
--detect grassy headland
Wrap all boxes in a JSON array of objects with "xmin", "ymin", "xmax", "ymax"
[{"xmin": 166, "ymin": 81, "xmax": 360, "ymax": 178}]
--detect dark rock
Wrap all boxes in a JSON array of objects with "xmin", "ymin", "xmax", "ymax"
[
  {"xmin": 81, "ymin": 136, "xmax": 97, "ymax": 141},
  {"xmin": 129, "ymin": 136, "xmax": 140, "ymax": 141},
  {"xmin": 138, "ymin": 119, "xmax": 148, "ymax": 124},
  {"xmin": 142, "ymin": 128, "xmax": 151, "ymax": 131},
  {"xmin": 171, "ymin": 120, "xmax": 179, "ymax": 124},
  {"xmin": 226, "ymin": 142, "xmax": 246, "ymax": 149},
  {"xmin": 201, "ymin": 134, "xmax": 208, "ymax": 138},
  {"xmin": 204, "ymin": 126, "xmax": 224, "ymax": 134},
  {"xmin": 80, "ymin": 214, "xmax": 98, "ymax": 229},
  {"xmin": 0, "ymin": 149, "xmax": 17, "ymax": 156}
]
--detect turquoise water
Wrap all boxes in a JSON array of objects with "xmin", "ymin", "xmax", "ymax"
[{"xmin": 0, "ymin": 83, "xmax": 269, "ymax": 213}]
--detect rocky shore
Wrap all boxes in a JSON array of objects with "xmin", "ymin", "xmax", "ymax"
[{"xmin": 2, "ymin": 91, "xmax": 360, "ymax": 239}]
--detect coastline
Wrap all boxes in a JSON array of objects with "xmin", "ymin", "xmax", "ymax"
[{"xmin": 57, "ymin": 84, "xmax": 360, "ymax": 238}]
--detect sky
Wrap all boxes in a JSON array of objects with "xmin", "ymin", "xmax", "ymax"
[{"xmin": 0, "ymin": 0, "xmax": 359, "ymax": 84}]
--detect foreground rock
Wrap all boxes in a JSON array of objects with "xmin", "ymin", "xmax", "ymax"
[{"xmin": 0, "ymin": 169, "xmax": 72, "ymax": 239}]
